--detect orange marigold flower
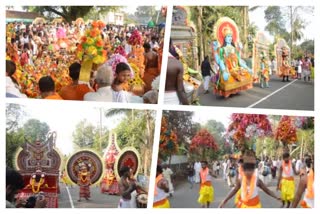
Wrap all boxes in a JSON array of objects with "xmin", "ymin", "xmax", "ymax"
[
  {"xmin": 96, "ymin": 39, "xmax": 104, "ymax": 47},
  {"xmin": 81, "ymin": 36, "xmax": 87, "ymax": 42},
  {"xmin": 92, "ymin": 21, "xmax": 99, "ymax": 28}
]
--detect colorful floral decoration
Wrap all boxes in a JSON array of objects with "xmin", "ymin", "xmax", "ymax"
[
  {"xmin": 226, "ymin": 114, "xmax": 273, "ymax": 150},
  {"xmin": 114, "ymin": 45, "xmax": 127, "ymax": 57},
  {"xmin": 275, "ymin": 116, "xmax": 297, "ymax": 145},
  {"xmin": 107, "ymin": 54, "xmax": 132, "ymax": 76},
  {"xmin": 11, "ymin": 54, "xmax": 72, "ymax": 98},
  {"xmin": 128, "ymin": 30, "xmax": 143, "ymax": 46},
  {"xmin": 189, "ymin": 129, "xmax": 219, "ymax": 158},
  {"xmin": 159, "ymin": 117, "xmax": 179, "ymax": 158},
  {"xmin": 128, "ymin": 45, "xmax": 145, "ymax": 77},
  {"xmin": 128, "ymin": 63, "xmax": 145, "ymax": 95},
  {"xmin": 76, "ymin": 20, "xmax": 107, "ymax": 64}
]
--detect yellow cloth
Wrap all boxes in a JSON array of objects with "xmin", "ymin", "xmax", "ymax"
[
  {"xmin": 234, "ymin": 189, "xmax": 241, "ymax": 205},
  {"xmin": 238, "ymin": 201, "xmax": 262, "ymax": 208},
  {"xmin": 280, "ymin": 179, "xmax": 295, "ymax": 202},
  {"xmin": 153, "ymin": 199, "xmax": 170, "ymax": 208},
  {"xmin": 198, "ymin": 185, "xmax": 214, "ymax": 205}
]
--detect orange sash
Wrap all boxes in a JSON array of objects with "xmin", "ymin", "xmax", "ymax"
[
  {"xmin": 282, "ymin": 160, "xmax": 292, "ymax": 176},
  {"xmin": 241, "ymin": 174, "xmax": 256, "ymax": 202},
  {"xmin": 200, "ymin": 168, "xmax": 209, "ymax": 184},
  {"xmin": 154, "ymin": 174, "xmax": 163, "ymax": 196},
  {"xmin": 306, "ymin": 169, "xmax": 314, "ymax": 199},
  {"xmin": 153, "ymin": 198, "xmax": 168, "ymax": 207},
  {"xmin": 237, "ymin": 195, "xmax": 260, "ymax": 207}
]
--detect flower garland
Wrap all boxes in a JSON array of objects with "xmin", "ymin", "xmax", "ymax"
[{"xmin": 30, "ymin": 177, "xmax": 45, "ymax": 193}]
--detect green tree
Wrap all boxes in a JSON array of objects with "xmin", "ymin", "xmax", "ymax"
[
  {"xmin": 134, "ymin": 6, "xmax": 156, "ymax": 17},
  {"xmin": 84, "ymin": 6, "xmax": 122, "ymax": 21},
  {"xmin": 162, "ymin": 110, "xmax": 195, "ymax": 145},
  {"xmin": 6, "ymin": 103, "xmax": 26, "ymax": 132},
  {"xmin": 23, "ymin": 6, "xmax": 94, "ymax": 22},
  {"xmin": 264, "ymin": 6, "xmax": 288, "ymax": 38},
  {"xmin": 72, "ymin": 119, "xmax": 96, "ymax": 149},
  {"xmin": 6, "ymin": 129, "xmax": 25, "ymax": 169},
  {"xmin": 105, "ymin": 109, "xmax": 155, "ymax": 175},
  {"xmin": 23, "ymin": 119, "xmax": 50, "ymax": 143}
]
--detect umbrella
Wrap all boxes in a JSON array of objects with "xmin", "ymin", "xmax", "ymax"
[
  {"xmin": 33, "ymin": 17, "xmax": 46, "ymax": 24},
  {"xmin": 158, "ymin": 22, "xmax": 165, "ymax": 28},
  {"xmin": 147, "ymin": 20, "xmax": 155, "ymax": 28}
]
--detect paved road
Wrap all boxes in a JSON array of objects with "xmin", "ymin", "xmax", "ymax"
[
  {"xmin": 58, "ymin": 183, "xmax": 120, "ymax": 208},
  {"xmin": 198, "ymin": 76, "xmax": 314, "ymax": 111},
  {"xmin": 169, "ymin": 175, "xmax": 300, "ymax": 208}
]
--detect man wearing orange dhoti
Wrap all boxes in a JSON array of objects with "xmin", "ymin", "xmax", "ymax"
[{"xmin": 142, "ymin": 42, "xmax": 160, "ymax": 92}]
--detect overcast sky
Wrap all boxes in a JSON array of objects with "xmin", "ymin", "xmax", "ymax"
[{"xmin": 16, "ymin": 102, "xmax": 124, "ymax": 155}]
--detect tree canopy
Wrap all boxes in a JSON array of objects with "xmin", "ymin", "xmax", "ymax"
[{"xmin": 23, "ymin": 6, "xmax": 122, "ymax": 22}]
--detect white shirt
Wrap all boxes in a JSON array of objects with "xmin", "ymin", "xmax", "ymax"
[
  {"xmin": 84, "ymin": 86, "xmax": 113, "ymax": 102},
  {"xmin": 296, "ymin": 159, "xmax": 303, "ymax": 172},
  {"xmin": 112, "ymin": 90, "xmax": 129, "ymax": 103},
  {"xmin": 6, "ymin": 77, "xmax": 27, "ymax": 98},
  {"xmin": 194, "ymin": 162, "xmax": 201, "ymax": 172}
]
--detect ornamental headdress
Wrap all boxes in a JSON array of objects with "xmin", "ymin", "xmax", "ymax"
[{"xmin": 213, "ymin": 17, "xmax": 240, "ymax": 46}]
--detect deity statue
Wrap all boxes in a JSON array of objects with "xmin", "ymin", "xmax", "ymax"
[{"xmin": 212, "ymin": 17, "xmax": 253, "ymax": 98}]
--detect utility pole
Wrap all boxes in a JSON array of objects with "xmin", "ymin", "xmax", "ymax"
[{"xmin": 290, "ymin": 6, "xmax": 294, "ymax": 60}]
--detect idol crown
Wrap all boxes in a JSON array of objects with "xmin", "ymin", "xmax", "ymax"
[{"xmin": 222, "ymin": 25, "xmax": 233, "ymax": 37}]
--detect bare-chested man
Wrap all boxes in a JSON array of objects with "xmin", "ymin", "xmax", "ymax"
[
  {"xmin": 143, "ymin": 42, "xmax": 160, "ymax": 92},
  {"xmin": 118, "ymin": 166, "xmax": 136, "ymax": 208},
  {"xmin": 164, "ymin": 53, "xmax": 189, "ymax": 105}
]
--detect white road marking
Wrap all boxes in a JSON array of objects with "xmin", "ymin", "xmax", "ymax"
[
  {"xmin": 247, "ymin": 79, "xmax": 298, "ymax": 108},
  {"xmin": 66, "ymin": 186, "xmax": 75, "ymax": 208}
]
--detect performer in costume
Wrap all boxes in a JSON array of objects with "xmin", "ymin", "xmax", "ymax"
[
  {"xmin": 277, "ymin": 150, "xmax": 299, "ymax": 208},
  {"xmin": 153, "ymin": 165, "xmax": 170, "ymax": 208},
  {"xmin": 292, "ymin": 154, "xmax": 314, "ymax": 208},
  {"xmin": 219, "ymin": 150, "xmax": 280, "ymax": 208},
  {"xmin": 198, "ymin": 161, "xmax": 216, "ymax": 208},
  {"xmin": 280, "ymin": 47, "xmax": 291, "ymax": 82},
  {"xmin": 77, "ymin": 164, "xmax": 91, "ymax": 202},
  {"xmin": 234, "ymin": 157, "xmax": 244, "ymax": 205},
  {"xmin": 259, "ymin": 52, "xmax": 270, "ymax": 88}
]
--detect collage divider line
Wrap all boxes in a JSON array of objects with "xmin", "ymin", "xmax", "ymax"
[{"xmin": 147, "ymin": 4, "xmax": 173, "ymax": 209}]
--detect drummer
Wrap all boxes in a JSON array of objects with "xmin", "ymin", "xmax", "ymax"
[{"xmin": 118, "ymin": 166, "xmax": 137, "ymax": 208}]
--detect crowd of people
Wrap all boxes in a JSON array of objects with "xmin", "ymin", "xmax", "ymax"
[
  {"xmin": 6, "ymin": 20, "xmax": 163, "ymax": 103},
  {"xmin": 154, "ymin": 151, "xmax": 314, "ymax": 208}
]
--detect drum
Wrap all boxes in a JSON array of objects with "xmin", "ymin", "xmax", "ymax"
[{"xmin": 136, "ymin": 193, "xmax": 148, "ymax": 208}]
